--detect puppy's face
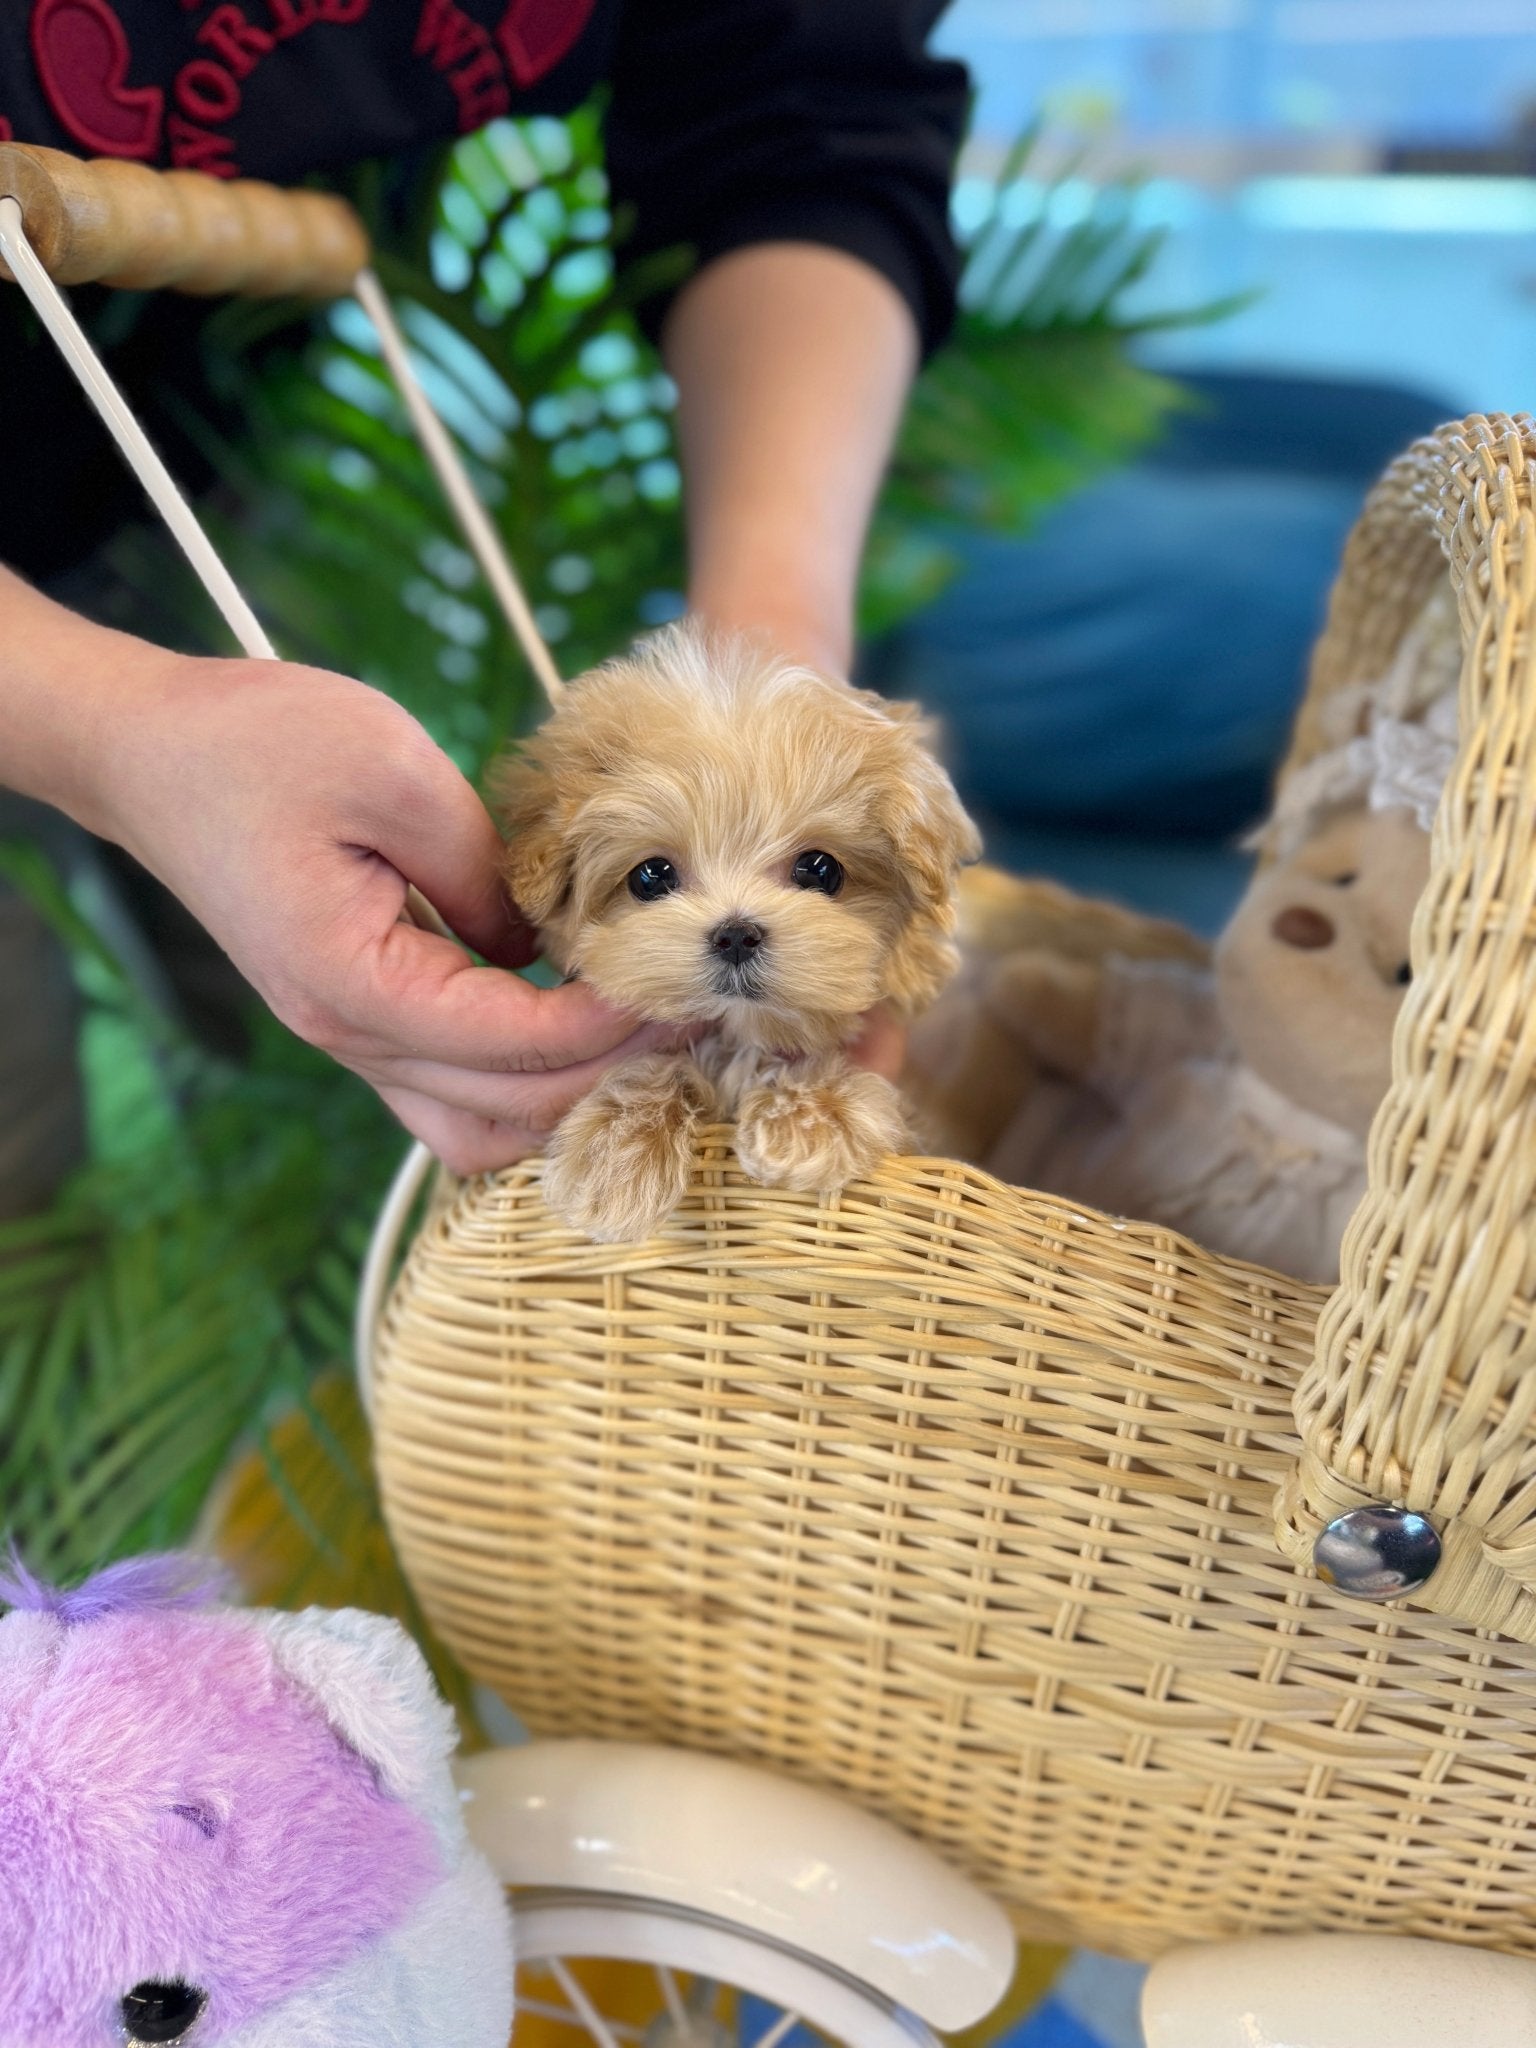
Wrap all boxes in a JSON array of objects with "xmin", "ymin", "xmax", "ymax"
[{"xmin": 494, "ymin": 625, "xmax": 980, "ymax": 1053}]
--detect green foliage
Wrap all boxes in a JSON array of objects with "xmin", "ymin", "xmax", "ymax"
[
  {"xmin": 863, "ymin": 133, "xmax": 1234, "ymax": 632},
  {"xmin": 0, "ymin": 113, "xmax": 1219, "ymax": 1594},
  {"xmin": 0, "ymin": 837, "xmax": 391, "ymax": 1578},
  {"xmin": 107, "ymin": 106, "xmax": 692, "ymax": 774},
  {"xmin": 99, "ymin": 112, "xmax": 1209, "ymax": 765}
]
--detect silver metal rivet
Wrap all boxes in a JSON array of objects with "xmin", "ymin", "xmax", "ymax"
[{"xmin": 1314, "ymin": 1504, "xmax": 1442, "ymax": 1601}]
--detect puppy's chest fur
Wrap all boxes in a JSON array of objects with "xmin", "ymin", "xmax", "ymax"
[
  {"xmin": 693, "ymin": 1030, "xmax": 851, "ymax": 1116},
  {"xmin": 542, "ymin": 1032, "xmax": 909, "ymax": 1242}
]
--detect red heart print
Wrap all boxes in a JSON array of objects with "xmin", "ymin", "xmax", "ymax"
[
  {"xmin": 31, "ymin": 0, "xmax": 164, "ymax": 160},
  {"xmin": 496, "ymin": 0, "xmax": 595, "ymax": 88}
]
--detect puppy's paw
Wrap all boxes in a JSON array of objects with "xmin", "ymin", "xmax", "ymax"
[
  {"xmin": 542, "ymin": 1056, "xmax": 713, "ymax": 1243},
  {"xmin": 735, "ymin": 1063, "xmax": 908, "ymax": 1194}
]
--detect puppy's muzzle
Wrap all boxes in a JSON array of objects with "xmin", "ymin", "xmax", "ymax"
[{"xmin": 710, "ymin": 917, "xmax": 766, "ymax": 996}]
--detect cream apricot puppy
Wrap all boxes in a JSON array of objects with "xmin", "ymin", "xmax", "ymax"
[{"xmin": 493, "ymin": 621, "xmax": 979, "ymax": 1242}]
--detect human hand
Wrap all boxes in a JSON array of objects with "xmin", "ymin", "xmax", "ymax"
[
  {"xmin": 85, "ymin": 651, "xmax": 677, "ymax": 1173},
  {"xmin": 849, "ymin": 1003, "xmax": 906, "ymax": 1082}
]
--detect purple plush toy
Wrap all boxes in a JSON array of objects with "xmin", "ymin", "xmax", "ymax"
[{"xmin": 0, "ymin": 1554, "xmax": 515, "ymax": 2048}]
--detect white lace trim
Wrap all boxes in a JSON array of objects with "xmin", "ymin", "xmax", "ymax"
[{"xmin": 1254, "ymin": 584, "xmax": 1460, "ymax": 858}]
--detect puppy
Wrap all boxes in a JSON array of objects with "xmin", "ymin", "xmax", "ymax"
[{"xmin": 493, "ymin": 620, "xmax": 980, "ymax": 1241}]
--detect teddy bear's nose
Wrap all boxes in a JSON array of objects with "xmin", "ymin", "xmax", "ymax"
[{"xmin": 1272, "ymin": 905, "xmax": 1336, "ymax": 950}]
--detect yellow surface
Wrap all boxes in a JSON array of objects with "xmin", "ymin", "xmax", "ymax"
[
  {"xmin": 511, "ymin": 1958, "xmax": 681, "ymax": 2048},
  {"xmin": 205, "ymin": 1371, "xmax": 482, "ymax": 1736},
  {"xmin": 946, "ymin": 1949, "xmax": 1069, "ymax": 2048}
]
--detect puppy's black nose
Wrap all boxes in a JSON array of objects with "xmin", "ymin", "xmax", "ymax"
[{"xmin": 711, "ymin": 919, "xmax": 765, "ymax": 967}]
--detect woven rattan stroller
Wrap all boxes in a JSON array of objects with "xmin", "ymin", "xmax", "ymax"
[
  {"xmin": 364, "ymin": 415, "xmax": 1536, "ymax": 2048},
  {"xmin": 10, "ymin": 140, "xmax": 1536, "ymax": 2048}
]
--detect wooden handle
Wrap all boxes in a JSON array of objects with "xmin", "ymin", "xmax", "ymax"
[{"xmin": 0, "ymin": 144, "xmax": 368, "ymax": 297}]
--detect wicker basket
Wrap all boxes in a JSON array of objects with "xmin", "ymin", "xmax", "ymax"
[{"xmin": 369, "ymin": 415, "xmax": 1536, "ymax": 1963}]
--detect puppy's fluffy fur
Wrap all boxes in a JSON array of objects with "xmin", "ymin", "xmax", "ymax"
[{"xmin": 494, "ymin": 621, "xmax": 979, "ymax": 1241}]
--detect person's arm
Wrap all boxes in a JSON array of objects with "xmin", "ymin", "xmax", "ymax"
[
  {"xmin": 606, "ymin": 0, "xmax": 966, "ymax": 670},
  {"xmin": 663, "ymin": 241, "xmax": 918, "ymax": 677},
  {"xmin": 0, "ymin": 567, "xmax": 676, "ymax": 1173},
  {"xmin": 661, "ymin": 243, "xmax": 923, "ymax": 1086},
  {"xmin": 606, "ymin": 1, "xmax": 966, "ymax": 1080}
]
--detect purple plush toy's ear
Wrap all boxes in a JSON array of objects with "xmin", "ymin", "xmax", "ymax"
[{"xmin": 251, "ymin": 1607, "xmax": 462, "ymax": 1845}]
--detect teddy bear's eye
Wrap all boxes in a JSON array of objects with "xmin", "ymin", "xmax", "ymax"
[
  {"xmin": 627, "ymin": 857, "xmax": 680, "ymax": 902},
  {"xmin": 1395, "ymin": 962, "xmax": 1412, "ymax": 986},
  {"xmin": 1331, "ymin": 871, "xmax": 1357, "ymax": 887},
  {"xmin": 120, "ymin": 1981, "xmax": 206, "ymax": 2043},
  {"xmin": 791, "ymin": 850, "xmax": 844, "ymax": 895}
]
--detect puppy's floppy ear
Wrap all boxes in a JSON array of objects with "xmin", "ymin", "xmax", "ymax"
[
  {"xmin": 489, "ymin": 750, "xmax": 573, "ymax": 928},
  {"xmin": 871, "ymin": 698, "xmax": 983, "ymax": 1014}
]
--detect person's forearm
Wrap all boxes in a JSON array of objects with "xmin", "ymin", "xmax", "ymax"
[
  {"xmin": 662, "ymin": 242, "xmax": 920, "ymax": 676},
  {"xmin": 0, "ymin": 566, "xmax": 170, "ymax": 839}
]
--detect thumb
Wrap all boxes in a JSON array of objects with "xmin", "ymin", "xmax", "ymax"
[{"xmin": 370, "ymin": 755, "xmax": 539, "ymax": 969}]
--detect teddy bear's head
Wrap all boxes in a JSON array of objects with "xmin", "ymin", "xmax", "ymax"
[
  {"xmin": 0, "ymin": 1553, "xmax": 514, "ymax": 2048},
  {"xmin": 1214, "ymin": 804, "xmax": 1430, "ymax": 1138}
]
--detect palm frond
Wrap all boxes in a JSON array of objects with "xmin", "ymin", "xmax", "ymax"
[
  {"xmin": 0, "ymin": 877, "xmax": 398, "ymax": 1581},
  {"xmin": 862, "ymin": 141, "xmax": 1229, "ymax": 633}
]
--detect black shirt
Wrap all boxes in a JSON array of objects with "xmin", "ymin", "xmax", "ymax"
[
  {"xmin": 1, "ymin": 1, "xmax": 965, "ymax": 349},
  {"xmin": 0, "ymin": 0, "xmax": 966, "ymax": 585}
]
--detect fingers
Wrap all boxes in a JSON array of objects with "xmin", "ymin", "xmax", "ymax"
[
  {"xmin": 269, "ymin": 874, "xmax": 688, "ymax": 1169},
  {"xmin": 372, "ymin": 1017, "xmax": 689, "ymax": 1172},
  {"xmin": 309, "ymin": 921, "xmax": 660, "ymax": 1075},
  {"xmin": 352, "ymin": 1037, "xmax": 650, "ymax": 1136},
  {"xmin": 848, "ymin": 1003, "xmax": 907, "ymax": 1081},
  {"xmin": 375, "ymin": 1084, "xmax": 548, "ymax": 1176},
  {"xmin": 364, "ymin": 732, "xmax": 537, "ymax": 969}
]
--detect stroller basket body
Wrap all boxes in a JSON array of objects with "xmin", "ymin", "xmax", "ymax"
[{"xmin": 372, "ymin": 416, "xmax": 1536, "ymax": 1962}]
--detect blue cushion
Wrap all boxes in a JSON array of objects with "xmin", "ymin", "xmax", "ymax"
[
  {"xmin": 866, "ymin": 465, "xmax": 1365, "ymax": 839},
  {"xmin": 860, "ymin": 373, "xmax": 1456, "ymax": 930}
]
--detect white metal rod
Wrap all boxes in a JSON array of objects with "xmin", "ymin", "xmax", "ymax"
[
  {"xmin": 353, "ymin": 1137, "xmax": 434, "ymax": 1408},
  {"xmin": 655, "ymin": 1967, "xmax": 691, "ymax": 2033},
  {"xmin": 750, "ymin": 2008, "xmax": 805, "ymax": 2048},
  {"xmin": 548, "ymin": 1957, "xmax": 627, "ymax": 2048},
  {"xmin": 354, "ymin": 265, "xmax": 564, "ymax": 707},
  {"xmin": 514, "ymin": 1998, "xmax": 641, "ymax": 2040},
  {"xmin": 0, "ymin": 196, "xmax": 276, "ymax": 663}
]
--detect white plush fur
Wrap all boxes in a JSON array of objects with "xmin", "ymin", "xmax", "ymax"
[
  {"xmin": 252, "ymin": 1606, "xmax": 463, "ymax": 1852},
  {"xmin": 224, "ymin": 1848, "xmax": 514, "ymax": 2048},
  {"xmin": 247, "ymin": 1607, "xmax": 515, "ymax": 2044}
]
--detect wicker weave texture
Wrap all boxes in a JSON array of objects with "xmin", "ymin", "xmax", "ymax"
[
  {"xmin": 372, "ymin": 415, "xmax": 1536, "ymax": 1962},
  {"xmin": 375, "ymin": 1146, "xmax": 1536, "ymax": 1960},
  {"xmin": 1276, "ymin": 416, "xmax": 1536, "ymax": 1631}
]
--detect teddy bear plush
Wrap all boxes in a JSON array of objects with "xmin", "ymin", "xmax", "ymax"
[
  {"xmin": 906, "ymin": 629, "xmax": 1457, "ymax": 1284},
  {"xmin": 0, "ymin": 1552, "xmax": 515, "ymax": 2048}
]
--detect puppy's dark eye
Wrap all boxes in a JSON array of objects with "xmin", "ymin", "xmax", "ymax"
[
  {"xmin": 121, "ymin": 1982, "xmax": 206, "ymax": 2042},
  {"xmin": 1394, "ymin": 962, "xmax": 1412, "ymax": 986},
  {"xmin": 628, "ymin": 857, "xmax": 679, "ymax": 902},
  {"xmin": 791, "ymin": 850, "xmax": 843, "ymax": 895}
]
